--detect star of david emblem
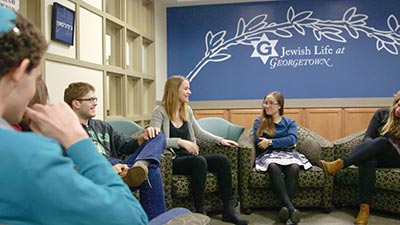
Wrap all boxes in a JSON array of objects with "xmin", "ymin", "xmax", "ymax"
[{"xmin": 250, "ymin": 34, "xmax": 279, "ymax": 64}]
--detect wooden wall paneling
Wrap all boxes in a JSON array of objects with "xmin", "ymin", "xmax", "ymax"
[
  {"xmin": 193, "ymin": 109, "xmax": 229, "ymax": 120},
  {"xmin": 305, "ymin": 108, "xmax": 343, "ymax": 141},
  {"xmin": 284, "ymin": 108, "xmax": 305, "ymax": 127},
  {"xmin": 229, "ymin": 109, "xmax": 261, "ymax": 129},
  {"xmin": 343, "ymin": 108, "xmax": 379, "ymax": 136}
]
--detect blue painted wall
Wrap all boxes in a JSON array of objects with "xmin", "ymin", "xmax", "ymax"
[{"xmin": 167, "ymin": 0, "xmax": 400, "ymax": 101}]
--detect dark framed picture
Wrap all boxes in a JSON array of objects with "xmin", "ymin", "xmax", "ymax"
[{"xmin": 51, "ymin": 2, "xmax": 75, "ymax": 45}]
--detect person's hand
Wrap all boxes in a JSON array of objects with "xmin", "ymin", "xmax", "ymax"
[
  {"xmin": 25, "ymin": 102, "xmax": 88, "ymax": 149},
  {"xmin": 179, "ymin": 139, "xmax": 199, "ymax": 154},
  {"xmin": 113, "ymin": 163, "xmax": 129, "ymax": 175},
  {"xmin": 138, "ymin": 126, "xmax": 160, "ymax": 145},
  {"xmin": 219, "ymin": 139, "xmax": 239, "ymax": 147},
  {"xmin": 258, "ymin": 137, "xmax": 271, "ymax": 150}
]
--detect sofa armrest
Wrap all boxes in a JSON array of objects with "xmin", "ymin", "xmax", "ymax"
[
  {"xmin": 199, "ymin": 142, "xmax": 239, "ymax": 171},
  {"xmin": 297, "ymin": 126, "xmax": 334, "ymax": 161},
  {"xmin": 161, "ymin": 149, "xmax": 173, "ymax": 209},
  {"xmin": 332, "ymin": 129, "xmax": 365, "ymax": 159}
]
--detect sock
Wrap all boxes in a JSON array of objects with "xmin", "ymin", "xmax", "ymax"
[{"xmin": 133, "ymin": 160, "xmax": 149, "ymax": 168}]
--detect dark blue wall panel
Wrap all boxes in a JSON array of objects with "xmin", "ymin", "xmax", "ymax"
[{"xmin": 167, "ymin": 0, "xmax": 400, "ymax": 100}]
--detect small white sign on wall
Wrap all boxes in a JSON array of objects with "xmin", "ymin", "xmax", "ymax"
[{"xmin": 0, "ymin": 0, "xmax": 20, "ymax": 11}]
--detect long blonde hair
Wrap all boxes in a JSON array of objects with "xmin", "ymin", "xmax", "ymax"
[
  {"xmin": 381, "ymin": 91, "xmax": 400, "ymax": 138},
  {"xmin": 257, "ymin": 91, "xmax": 285, "ymax": 137},
  {"xmin": 161, "ymin": 75, "xmax": 188, "ymax": 122}
]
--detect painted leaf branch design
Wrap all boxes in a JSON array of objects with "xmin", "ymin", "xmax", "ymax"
[{"xmin": 186, "ymin": 7, "xmax": 400, "ymax": 82}]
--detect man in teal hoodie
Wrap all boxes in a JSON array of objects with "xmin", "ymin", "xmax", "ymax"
[{"xmin": 0, "ymin": 7, "xmax": 148, "ymax": 225}]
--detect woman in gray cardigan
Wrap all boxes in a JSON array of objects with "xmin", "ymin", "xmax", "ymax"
[{"xmin": 150, "ymin": 75, "xmax": 248, "ymax": 225}]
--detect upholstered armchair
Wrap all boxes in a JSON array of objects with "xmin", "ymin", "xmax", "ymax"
[
  {"xmin": 163, "ymin": 118, "xmax": 245, "ymax": 212},
  {"xmin": 165, "ymin": 143, "xmax": 240, "ymax": 212},
  {"xmin": 238, "ymin": 126, "xmax": 334, "ymax": 214},
  {"xmin": 197, "ymin": 117, "xmax": 245, "ymax": 142},
  {"xmin": 107, "ymin": 119, "xmax": 144, "ymax": 136},
  {"xmin": 333, "ymin": 129, "xmax": 400, "ymax": 214}
]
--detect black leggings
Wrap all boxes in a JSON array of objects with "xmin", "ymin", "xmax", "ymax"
[
  {"xmin": 172, "ymin": 153, "xmax": 233, "ymax": 211},
  {"xmin": 342, "ymin": 136, "xmax": 400, "ymax": 204},
  {"xmin": 268, "ymin": 163, "xmax": 300, "ymax": 211}
]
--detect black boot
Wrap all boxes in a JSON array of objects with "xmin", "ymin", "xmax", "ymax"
[
  {"xmin": 222, "ymin": 200, "xmax": 249, "ymax": 225},
  {"xmin": 195, "ymin": 205, "xmax": 207, "ymax": 215},
  {"xmin": 195, "ymin": 208, "xmax": 207, "ymax": 215}
]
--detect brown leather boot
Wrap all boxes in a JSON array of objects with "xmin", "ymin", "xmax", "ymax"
[
  {"xmin": 354, "ymin": 204, "xmax": 370, "ymax": 225},
  {"xmin": 119, "ymin": 164, "xmax": 148, "ymax": 187},
  {"xmin": 320, "ymin": 159, "xmax": 344, "ymax": 176}
]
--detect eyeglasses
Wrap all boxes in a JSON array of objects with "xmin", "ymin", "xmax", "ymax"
[
  {"xmin": 76, "ymin": 97, "xmax": 98, "ymax": 103},
  {"xmin": 262, "ymin": 102, "xmax": 279, "ymax": 107}
]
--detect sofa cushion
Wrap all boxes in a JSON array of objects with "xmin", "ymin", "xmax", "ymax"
[
  {"xmin": 335, "ymin": 166, "xmax": 400, "ymax": 192},
  {"xmin": 249, "ymin": 166, "xmax": 328, "ymax": 188},
  {"xmin": 297, "ymin": 138, "xmax": 322, "ymax": 167},
  {"xmin": 172, "ymin": 173, "xmax": 219, "ymax": 198},
  {"xmin": 171, "ymin": 172, "xmax": 238, "ymax": 198}
]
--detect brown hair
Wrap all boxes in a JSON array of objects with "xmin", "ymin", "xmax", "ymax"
[
  {"xmin": 20, "ymin": 77, "xmax": 49, "ymax": 131},
  {"xmin": 0, "ymin": 11, "xmax": 48, "ymax": 78},
  {"xmin": 256, "ymin": 91, "xmax": 285, "ymax": 137},
  {"xmin": 64, "ymin": 82, "xmax": 95, "ymax": 107},
  {"xmin": 161, "ymin": 75, "xmax": 188, "ymax": 121},
  {"xmin": 381, "ymin": 91, "xmax": 400, "ymax": 138}
]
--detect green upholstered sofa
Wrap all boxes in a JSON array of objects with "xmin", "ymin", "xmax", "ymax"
[
  {"xmin": 164, "ymin": 118, "xmax": 245, "ymax": 212},
  {"xmin": 197, "ymin": 117, "xmax": 245, "ymax": 142},
  {"xmin": 333, "ymin": 129, "xmax": 400, "ymax": 214},
  {"xmin": 238, "ymin": 126, "xmax": 334, "ymax": 214},
  {"xmin": 107, "ymin": 119, "xmax": 144, "ymax": 136},
  {"xmin": 108, "ymin": 119, "xmax": 243, "ymax": 212},
  {"xmin": 164, "ymin": 143, "xmax": 240, "ymax": 212}
]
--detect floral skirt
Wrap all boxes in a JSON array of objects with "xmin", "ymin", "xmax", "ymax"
[{"xmin": 255, "ymin": 148, "xmax": 312, "ymax": 171}]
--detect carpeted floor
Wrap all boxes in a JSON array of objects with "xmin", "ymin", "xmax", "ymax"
[{"xmin": 209, "ymin": 207, "xmax": 400, "ymax": 225}]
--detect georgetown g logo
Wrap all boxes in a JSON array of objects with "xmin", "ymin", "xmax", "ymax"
[{"xmin": 251, "ymin": 34, "xmax": 279, "ymax": 64}]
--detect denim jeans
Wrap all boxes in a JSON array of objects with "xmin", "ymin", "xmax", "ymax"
[
  {"xmin": 342, "ymin": 136, "xmax": 400, "ymax": 204},
  {"xmin": 148, "ymin": 208, "xmax": 191, "ymax": 225},
  {"xmin": 122, "ymin": 133, "xmax": 167, "ymax": 220}
]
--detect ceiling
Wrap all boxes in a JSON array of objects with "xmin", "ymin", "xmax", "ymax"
[{"xmin": 161, "ymin": 0, "xmax": 279, "ymax": 7}]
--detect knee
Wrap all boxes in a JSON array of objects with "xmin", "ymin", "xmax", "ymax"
[
  {"xmin": 289, "ymin": 164, "xmax": 300, "ymax": 173},
  {"xmin": 154, "ymin": 132, "xmax": 166, "ymax": 145},
  {"xmin": 215, "ymin": 153, "xmax": 231, "ymax": 167},
  {"xmin": 268, "ymin": 163, "xmax": 280, "ymax": 172},
  {"xmin": 191, "ymin": 156, "xmax": 207, "ymax": 172}
]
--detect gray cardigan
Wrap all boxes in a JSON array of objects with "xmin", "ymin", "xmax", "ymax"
[{"xmin": 150, "ymin": 105, "xmax": 222, "ymax": 149}]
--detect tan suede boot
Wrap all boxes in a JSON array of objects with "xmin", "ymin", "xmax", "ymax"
[
  {"xmin": 320, "ymin": 159, "xmax": 344, "ymax": 176},
  {"xmin": 354, "ymin": 204, "xmax": 370, "ymax": 225}
]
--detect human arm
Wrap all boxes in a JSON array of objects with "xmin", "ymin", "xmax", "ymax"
[
  {"xmin": 253, "ymin": 117, "xmax": 272, "ymax": 150},
  {"xmin": 219, "ymin": 138, "xmax": 239, "ymax": 147},
  {"xmin": 20, "ymin": 102, "xmax": 148, "ymax": 224},
  {"xmin": 363, "ymin": 108, "xmax": 388, "ymax": 142},
  {"xmin": 269, "ymin": 118, "xmax": 298, "ymax": 148},
  {"xmin": 26, "ymin": 138, "xmax": 147, "ymax": 225},
  {"xmin": 150, "ymin": 105, "xmax": 182, "ymax": 149},
  {"xmin": 253, "ymin": 117, "xmax": 297, "ymax": 150},
  {"xmin": 187, "ymin": 107, "xmax": 222, "ymax": 144},
  {"xmin": 25, "ymin": 103, "xmax": 89, "ymax": 149},
  {"xmin": 112, "ymin": 163, "xmax": 129, "ymax": 174},
  {"xmin": 137, "ymin": 126, "xmax": 160, "ymax": 146}
]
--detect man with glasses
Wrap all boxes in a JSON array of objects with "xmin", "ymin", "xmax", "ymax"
[{"xmin": 64, "ymin": 82, "xmax": 167, "ymax": 220}]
